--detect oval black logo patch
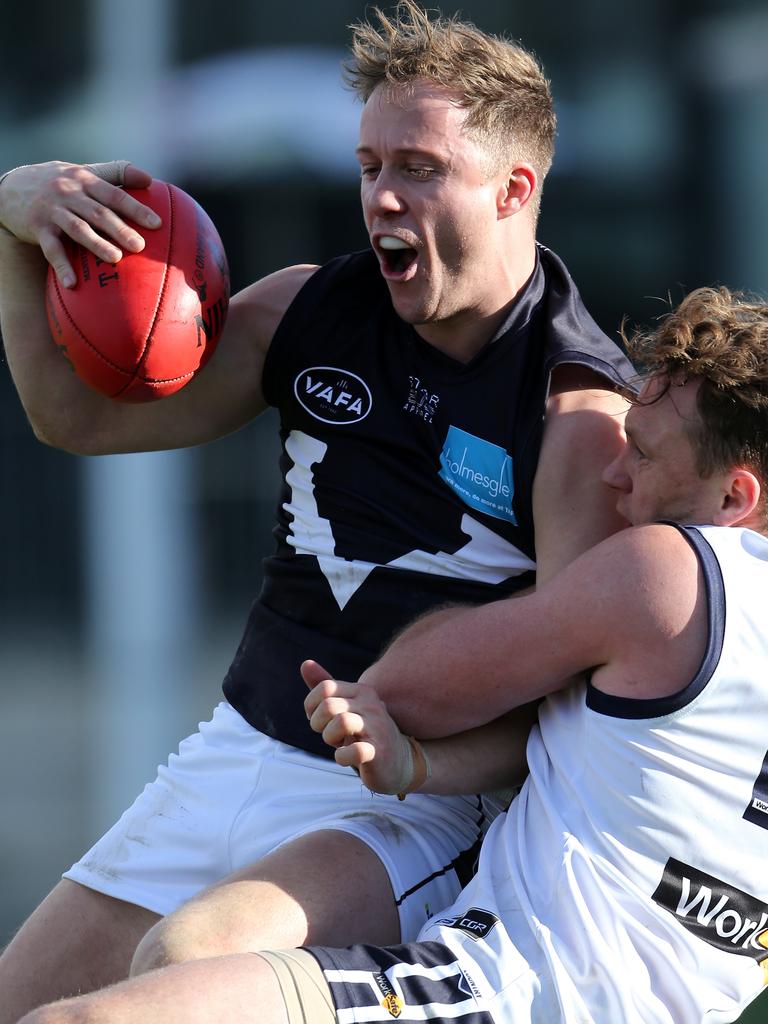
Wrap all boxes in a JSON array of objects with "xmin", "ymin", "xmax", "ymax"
[{"xmin": 294, "ymin": 366, "xmax": 372, "ymax": 424}]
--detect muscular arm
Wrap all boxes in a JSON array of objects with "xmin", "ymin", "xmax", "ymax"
[
  {"xmin": 307, "ymin": 526, "xmax": 704, "ymax": 791},
  {"xmin": 0, "ymin": 161, "xmax": 315, "ymax": 455},
  {"xmin": 361, "ymin": 524, "xmax": 706, "ymax": 736}
]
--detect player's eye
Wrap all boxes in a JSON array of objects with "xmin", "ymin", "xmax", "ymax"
[{"xmin": 630, "ymin": 439, "xmax": 647, "ymax": 459}]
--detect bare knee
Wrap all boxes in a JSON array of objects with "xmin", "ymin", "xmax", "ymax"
[
  {"xmin": 130, "ymin": 917, "xmax": 184, "ymax": 975},
  {"xmin": 129, "ymin": 889, "xmax": 291, "ymax": 976},
  {"xmin": 130, "ymin": 904, "xmax": 246, "ymax": 975},
  {"xmin": 132, "ymin": 832, "xmax": 398, "ymax": 978}
]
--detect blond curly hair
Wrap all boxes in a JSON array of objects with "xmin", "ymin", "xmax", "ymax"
[
  {"xmin": 629, "ymin": 286, "xmax": 768, "ymax": 521},
  {"xmin": 346, "ymin": 1, "xmax": 556, "ymax": 218}
]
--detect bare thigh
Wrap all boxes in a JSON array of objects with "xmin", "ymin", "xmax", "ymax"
[
  {"xmin": 21, "ymin": 953, "xmax": 288, "ymax": 1024},
  {"xmin": 132, "ymin": 830, "xmax": 399, "ymax": 974},
  {"xmin": 0, "ymin": 879, "xmax": 159, "ymax": 1024}
]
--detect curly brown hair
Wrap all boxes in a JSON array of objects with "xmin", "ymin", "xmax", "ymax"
[
  {"xmin": 628, "ymin": 286, "xmax": 768, "ymax": 522},
  {"xmin": 345, "ymin": 1, "xmax": 556, "ymax": 220}
]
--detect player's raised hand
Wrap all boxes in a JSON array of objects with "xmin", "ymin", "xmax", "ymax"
[
  {"xmin": 0, "ymin": 160, "xmax": 162, "ymax": 286},
  {"xmin": 301, "ymin": 660, "xmax": 416, "ymax": 795}
]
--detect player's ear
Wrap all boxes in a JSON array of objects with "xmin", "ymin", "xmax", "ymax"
[
  {"xmin": 496, "ymin": 164, "xmax": 536, "ymax": 220},
  {"xmin": 714, "ymin": 468, "xmax": 762, "ymax": 527}
]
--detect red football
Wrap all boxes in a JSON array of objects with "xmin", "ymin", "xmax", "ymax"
[{"xmin": 45, "ymin": 179, "xmax": 230, "ymax": 402}]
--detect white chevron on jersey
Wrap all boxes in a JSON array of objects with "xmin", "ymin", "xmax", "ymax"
[
  {"xmin": 324, "ymin": 961, "xmax": 467, "ymax": 986},
  {"xmin": 326, "ymin": 960, "xmax": 478, "ymax": 1024},
  {"xmin": 283, "ymin": 432, "xmax": 377, "ymax": 609},
  {"xmin": 283, "ymin": 430, "xmax": 535, "ymax": 610},
  {"xmin": 387, "ymin": 518, "xmax": 535, "ymax": 580}
]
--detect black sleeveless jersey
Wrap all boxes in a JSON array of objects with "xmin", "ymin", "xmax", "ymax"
[{"xmin": 222, "ymin": 246, "xmax": 636, "ymax": 757}]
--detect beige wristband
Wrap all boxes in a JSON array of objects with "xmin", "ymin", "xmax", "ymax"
[
  {"xmin": 0, "ymin": 167, "xmax": 20, "ymax": 190},
  {"xmin": 396, "ymin": 735, "xmax": 432, "ymax": 800}
]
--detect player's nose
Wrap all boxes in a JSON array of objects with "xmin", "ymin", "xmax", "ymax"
[
  {"xmin": 366, "ymin": 169, "xmax": 406, "ymax": 217},
  {"xmin": 602, "ymin": 448, "xmax": 632, "ymax": 492}
]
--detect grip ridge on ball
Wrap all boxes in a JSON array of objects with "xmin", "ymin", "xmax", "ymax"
[{"xmin": 113, "ymin": 181, "xmax": 174, "ymax": 399}]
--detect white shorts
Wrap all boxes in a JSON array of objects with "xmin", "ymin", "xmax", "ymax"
[{"xmin": 64, "ymin": 702, "xmax": 488, "ymax": 940}]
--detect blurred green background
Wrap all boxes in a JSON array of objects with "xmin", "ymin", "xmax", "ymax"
[{"xmin": 1, "ymin": 2, "xmax": 767, "ymax": 1019}]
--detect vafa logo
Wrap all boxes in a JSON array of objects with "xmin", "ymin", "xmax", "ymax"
[{"xmin": 294, "ymin": 366, "xmax": 372, "ymax": 424}]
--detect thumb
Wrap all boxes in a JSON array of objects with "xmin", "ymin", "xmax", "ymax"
[{"xmin": 301, "ymin": 659, "xmax": 334, "ymax": 690}]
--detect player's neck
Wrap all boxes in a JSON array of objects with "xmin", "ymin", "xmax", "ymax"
[{"xmin": 416, "ymin": 246, "xmax": 537, "ymax": 363}]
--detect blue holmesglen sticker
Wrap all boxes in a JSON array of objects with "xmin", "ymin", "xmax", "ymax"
[{"xmin": 439, "ymin": 426, "xmax": 516, "ymax": 524}]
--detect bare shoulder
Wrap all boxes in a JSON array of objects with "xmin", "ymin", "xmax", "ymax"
[
  {"xmin": 580, "ymin": 522, "xmax": 700, "ymax": 597},
  {"xmin": 534, "ymin": 523, "xmax": 703, "ymax": 653},
  {"xmin": 553, "ymin": 523, "xmax": 706, "ymax": 698},
  {"xmin": 539, "ymin": 364, "xmax": 629, "ymax": 468},
  {"xmin": 206, "ymin": 263, "xmax": 318, "ymax": 408},
  {"xmin": 533, "ymin": 365, "xmax": 631, "ymax": 582},
  {"xmin": 546, "ymin": 363, "xmax": 632, "ymax": 414},
  {"xmin": 226, "ymin": 263, "xmax": 319, "ymax": 358}
]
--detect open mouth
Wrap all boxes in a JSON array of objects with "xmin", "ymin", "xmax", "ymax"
[{"xmin": 378, "ymin": 236, "xmax": 419, "ymax": 278}]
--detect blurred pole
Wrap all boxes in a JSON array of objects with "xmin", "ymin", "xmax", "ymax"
[
  {"xmin": 84, "ymin": 0, "xmax": 201, "ymax": 837},
  {"xmin": 90, "ymin": 0, "xmax": 174, "ymax": 174},
  {"xmin": 687, "ymin": 9, "xmax": 768, "ymax": 294},
  {"xmin": 718, "ymin": 88, "xmax": 768, "ymax": 294},
  {"xmin": 83, "ymin": 450, "xmax": 200, "ymax": 835}
]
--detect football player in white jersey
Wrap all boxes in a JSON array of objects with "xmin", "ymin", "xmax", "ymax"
[{"xmin": 22, "ymin": 284, "xmax": 768, "ymax": 1023}]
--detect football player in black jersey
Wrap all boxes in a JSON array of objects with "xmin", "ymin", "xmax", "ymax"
[{"xmin": 0, "ymin": 3, "xmax": 632, "ymax": 1020}]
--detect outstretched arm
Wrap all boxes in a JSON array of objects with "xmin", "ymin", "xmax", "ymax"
[
  {"xmin": 359, "ymin": 524, "xmax": 706, "ymax": 736},
  {"xmin": 303, "ymin": 661, "xmax": 537, "ymax": 796},
  {"xmin": 0, "ymin": 160, "xmax": 315, "ymax": 456}
]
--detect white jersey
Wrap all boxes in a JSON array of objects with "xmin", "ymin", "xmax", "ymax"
[{"xmin": 422, "ymin": 524, "xmax": 768, "ymax": 1022}]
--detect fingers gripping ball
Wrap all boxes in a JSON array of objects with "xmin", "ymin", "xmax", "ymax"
[{"xmin": 45, "ymin": 180, "xmax": 230, "ymax": 402}]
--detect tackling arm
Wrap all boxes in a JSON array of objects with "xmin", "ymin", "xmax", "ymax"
[
  {"xmin": 305, "ymin": 526, "xmax": 704, "ymax": 791},
  {"xmin": 361, "ymin": 524, "xmax": 705, "ymax": 736}
]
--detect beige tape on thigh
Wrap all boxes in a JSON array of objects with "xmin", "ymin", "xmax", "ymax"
[{"xmin": 258, "ymin": 948, "xmax": 337, "ymax": 1024}]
